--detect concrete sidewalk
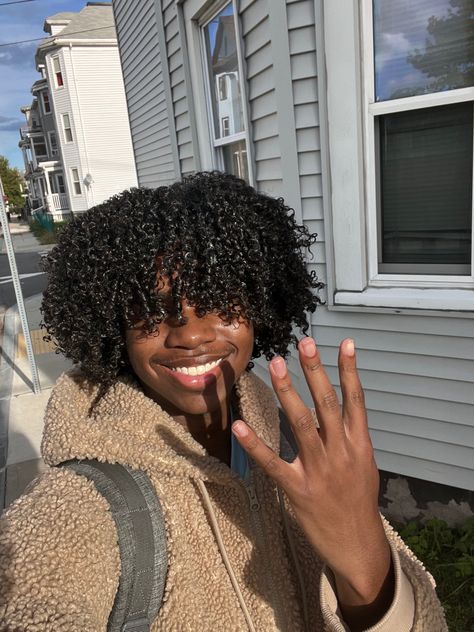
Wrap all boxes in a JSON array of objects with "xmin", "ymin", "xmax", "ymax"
[
  {"xmin": 0, "ymin": 292, "xmax": 72, "ymax": 508},
  {"xmin": 1, "ymin": 220, "xmax": 56, "ymax": 255}
]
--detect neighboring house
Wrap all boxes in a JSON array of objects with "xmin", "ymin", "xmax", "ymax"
[
  {"xmin": 19, "ymin": 78, "xmax": 68, "ymax": 219},
  {"xmin": 112, "ymin": 0, "xmax": 474, "ymax": 511},
  {"xmin": 19, "ymin": 2, "xmax": 137, "ymax": 219}
]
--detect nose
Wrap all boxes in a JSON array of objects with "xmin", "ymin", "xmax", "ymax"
[{"xmin": 164, "ymin": 304, "xmax": 217, "ymax": 350}]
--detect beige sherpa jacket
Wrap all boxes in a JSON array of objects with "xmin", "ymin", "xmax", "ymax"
[{"xmin": 0, "ymin": 370, "xmax": 447, "ymax": 631}]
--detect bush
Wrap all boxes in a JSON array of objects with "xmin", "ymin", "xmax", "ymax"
[
  {"xmin": 397, "ymin": 517, "xmax": 474, "ymax": 631},
  {"xmin": 29, "ymin": 218, "xmax": 69, "ymax": 245}
]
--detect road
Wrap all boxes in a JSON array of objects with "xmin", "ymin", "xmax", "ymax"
[{"xmin": 0, "ymin": 251, "xmax": 48, "ymax": 312}]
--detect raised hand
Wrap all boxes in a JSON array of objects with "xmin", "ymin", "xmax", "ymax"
[{"xmin": 232, "ymin": 338, "xmax": 394, "ymax": 629}]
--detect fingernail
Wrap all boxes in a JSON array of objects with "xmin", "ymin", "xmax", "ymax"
[
  {"xmin": 232, "ymin": 421, "xmax": 249, "ymax": 437},
  {"xmin": 270, "ymin": 356, "xmax": 287, "ymax": 378},
  {"xmin": 345, "ymin": 339, "xmax": 355, "ymax": 357},
  {"xmin": 300, "ymin": 337, "xmax": 317, "ymax": 358}
]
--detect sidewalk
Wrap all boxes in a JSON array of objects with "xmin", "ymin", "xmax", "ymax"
[
  {"xmin": 0, "ymin": 219, "xmax": 55, "ymax": 255},
  {"xmin": 1, "ymin": 292, "xmax": 72, "ymax": 507}
]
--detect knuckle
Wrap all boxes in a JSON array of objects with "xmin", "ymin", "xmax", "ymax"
[
  {"xmin": 350, "ymin": 389, "xmax": 365, "ymax": 408},
  {"xmin": 321, "ymin": 390, "xmax": 339, "ymax": 411},
  {"xmin": 264, "ymin": 453, "xmax": 280, "ymax": 473},
  {"xmin": 307, "ymin": 360, "xmax": 322, "ymax": 373},
  {"xmin": 246, "ymin": 436, "xmax": 259, "ymax": 452},
  {"xmin": 294, "ymin": 411, "xmax": 315, "ymax": 434},
  {"xmin": 277, "ymin": 379, "xmax": 292, "ymax": 394}
]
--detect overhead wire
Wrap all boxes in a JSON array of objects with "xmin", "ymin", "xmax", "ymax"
[{"xmin": 0, "ymin": 24, "xmax": 115, "ymax": 47}]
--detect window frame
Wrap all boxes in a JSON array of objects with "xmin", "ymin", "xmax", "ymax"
[
  {"xmin": 70, "ymin": 167, "xmax": 82, "ymax": 196},
  {"xmin": 181, "ymin": 0, "xmax": 254, "ymax": 185},
  {"xmin": 319, "ymin": 0, "xmax": 474, "ymax": 313},
  {"xmin": 48, "ymin": 130, "xmax": 59, "ymax": 157},
  {"xmin": 62, "ymin": 113, "xmax": 73, "ymax": 143},
  {"xmin": 41, "ymin": 92, "xmax": 51, "ymax": 115},
  {"xmin": 52, "ymin": 56, "xmax": 64, "ymax": 89},
  {"xmin": 360, "ymin": 0, "xmax": 474, "ymax": 289}
]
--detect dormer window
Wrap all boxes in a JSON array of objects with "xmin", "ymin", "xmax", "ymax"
[{"xmin": 52, "ymin": 57, "xmax": 64, "ymax": 88}]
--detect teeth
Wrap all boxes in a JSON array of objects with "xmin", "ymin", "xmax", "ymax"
[{"xmin": 172, "ymin": 358, "xmax": 222, "ymax": 375}]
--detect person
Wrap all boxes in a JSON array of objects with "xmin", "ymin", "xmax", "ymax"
[{"xmin": 0, "ymin": 172, "xmax": 446, "ymax": 631}]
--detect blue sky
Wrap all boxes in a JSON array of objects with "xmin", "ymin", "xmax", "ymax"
[{"xmin": 0, "ymin": 0, "xmax": 87, "ymax": 169}]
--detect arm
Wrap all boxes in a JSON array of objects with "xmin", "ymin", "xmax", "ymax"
[
  {"xmin": 0, "ymin": 467, "xmax": 120, "ymax": 631},
  {"xmin": 232, "ymin": 337, "xmax": 447, "ymax": 631}
]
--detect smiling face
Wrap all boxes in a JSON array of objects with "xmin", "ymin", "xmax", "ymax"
[{"xmin": 125, "ymin": 298, "xmax": 254, "ymax": 421}]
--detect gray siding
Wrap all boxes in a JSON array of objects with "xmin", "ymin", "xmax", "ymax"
[
  {"xmin": 113, "ymin": 0, "xmax": 177, "ymax": 186},
  {"xmin": 113, "ymin": 0, "xmax": 474, "ymax": 491}
]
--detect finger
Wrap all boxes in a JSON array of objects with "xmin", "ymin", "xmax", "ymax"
[
  {"xmin": 298, "ymin": 337, "xmax": 346, "ymax": 446},
  {"xmin": 338, "ymin": 339, "xmax": 370, "ymax": 439},
  {"xmin": 268, "ymin": 357, "xmax": 324, "ymax": 464},
  {"xmin": 231, "ymin": 420, "xmax": 289, "ymax": 485}
]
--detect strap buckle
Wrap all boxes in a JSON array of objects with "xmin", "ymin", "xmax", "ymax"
[{"xmin": 121, "ymin": 617, "xmax": 150, "ymax": 632}]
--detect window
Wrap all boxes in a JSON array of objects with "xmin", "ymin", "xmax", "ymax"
[
  {"xmin": 32, "ymin": 136, "xmax": 48, "ymax": 160},
  {"xmin": 48, "ymin": 131, "xmax": 58, "ymax": 157},
  {"xmin": 62, "ymin": 114, "xmax": 73, "ymax": 143},
  {"xmin": 52, "ymin": 57, "xmax": 64, "ymax": 88},
  {"xmin": 71, "ymin": 168, "xmax": 82, "ymax": 195},
  {"xmin": 42, "ymin": 92, "xmax": 51, "ymax": 114},
  {"xmin": 200, "ymin": 2, "xmax": 250, "ymax": 182},
  {"xmin": 56, "ymin": 174, "xmax": 66, "ymax": 194},
  {"xmin": 221, "ymin": 116, "xmax": 230, "ymax": 137},
  {"xmin": 218, "ymin": 75, "xmax": 228, "ymax": 100},
  {"xmin": 321, "ymin": 0, "xmax": 474, "ymax": 310},
  {"xmin": 366, "ymin": 0, "xmax": 474, "ymax": 279}
]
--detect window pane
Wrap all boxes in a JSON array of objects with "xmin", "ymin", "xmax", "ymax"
[
  {"xmin": 379, "ymin": 102, "xmax": 473, "ymax": 269},
  {"xmin": 204, "ymin": 3, "xmax": 244, "ymax": 139},
  {"xmin": 222, "ymin": 139, "xmax": 248, "ymax": 181},
  {"xmin": 373, "ymin": 0, "xmax": 473, "ymax": 101}
]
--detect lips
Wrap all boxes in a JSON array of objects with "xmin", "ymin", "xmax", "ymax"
[{"xmin": 151, "ymin": 353, "xmax": 230, "ymax": 390}]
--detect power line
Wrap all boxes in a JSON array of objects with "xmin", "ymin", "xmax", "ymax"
[
  {"xmin": 0, "ymin": 0, "xmax": 35, "ymax": 6},
  {"xmin": 0, "ymin": 24, "xmax": 115, "ymax": 47}
]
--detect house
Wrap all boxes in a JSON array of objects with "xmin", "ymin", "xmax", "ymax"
[
  {"xmin": 19, "ymin": 2, "xmax": 137, "ymax": 219},
  {"xmin": 111, "ymin": 0, "xmax": 474, "ymax": 517}
]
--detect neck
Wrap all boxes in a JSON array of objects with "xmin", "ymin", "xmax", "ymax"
[{"xmin": 142, "ymin": 385, "xmax": 234, "ymax": 466}]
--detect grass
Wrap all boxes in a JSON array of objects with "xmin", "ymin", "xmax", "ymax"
[
  {"xmin": 397, "ymin": 517, "xmax": 474, "ymax": 631},
  {"xmin": 28, "ymin": 218, "xmax": 68, "ymax": 245}
]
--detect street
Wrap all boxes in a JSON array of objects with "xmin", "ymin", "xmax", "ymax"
[{"xmin": 0, "ymin": 251, "xmax": 48, "ymax": 312}]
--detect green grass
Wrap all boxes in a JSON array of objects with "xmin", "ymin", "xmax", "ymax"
[
  {"xmin": 397, "ymin": 517, "xmax": 474, "ymax": 631},
  {"xmin": 28, "ymin": 219, "xmax": 68, "ymax": 245}
]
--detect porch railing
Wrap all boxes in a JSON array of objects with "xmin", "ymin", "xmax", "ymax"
[{"xmin": 48, "ymin": 193, "xmax": 69, "ymax": 211}]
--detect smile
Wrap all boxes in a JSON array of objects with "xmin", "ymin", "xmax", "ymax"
[{"xmin": 170, "ymin": 358, "xmax": 223, "ymax": 375}]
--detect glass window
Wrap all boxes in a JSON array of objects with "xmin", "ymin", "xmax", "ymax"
[
  {"xmin": 49, "ymin": 131, "xmax": 58, "ymax": 156},
  {"xmin": 378, "ymin": 102, "xmax": 473, "ymax": 273},
  {"xmin": 202, "ymin": 2, "xmax": 249, "ymax": 180},
  {"xmin": 52, "ymin": 57, "xmax": 64, "ymax": 88},
  {"xmin": 33, "ymin": 136, "xmax": 48, "ymax": 159},
  {"xmin": 373, "ymin": 0, "xmax": 473, "ymax": 101},
  {"xmin": 56, "ymin": 174, "xmax": 65, "ymax": 194},
  {"xmin": 71, "ymin": 168, "xmax": 81, "ymax": 195},
  {"xmin": 62, "ymin": 113, "xmax": 73, "ymax": 143},
  {"xmin": 42, "ymin": 92, "xmax": 51, "ymax": 114}
]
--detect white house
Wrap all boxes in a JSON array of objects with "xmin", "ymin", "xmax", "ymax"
[
  {"xmin": 26, "ymin": 2, "xmax": 137, "ymax": 216},
  {"xmin": 111, "ymin": 0, "xmax": 474, "ymax": 515}
]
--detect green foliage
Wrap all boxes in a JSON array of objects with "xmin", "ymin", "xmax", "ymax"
[
  {"xmin": 397, "ymin": 517, "xmax": 474, "ymax": 632},
  {"xmin": 29, "ymin": 218, "xmax": 68, "ymax": 245},
  {"xmin": 0, "ymin": 155, "xmax": 24, "ymax": 210}
]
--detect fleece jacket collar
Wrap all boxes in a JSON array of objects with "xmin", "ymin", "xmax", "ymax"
[{"xmin": 41, "ymin": 368, "xmax": 280, "ymax": 486}]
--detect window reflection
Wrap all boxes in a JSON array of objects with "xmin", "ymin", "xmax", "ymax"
[
  {"xmin": 204, "ymin": 3, "xmax": 244, "ymax": 139},
  {"xmin": 373, "ymin": 0, "xmax": 473, "ymax": 101}
]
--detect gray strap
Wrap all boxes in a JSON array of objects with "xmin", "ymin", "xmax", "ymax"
[{"xmin": 60, "ymin": 460, "xmax": 167, "ymax": 632}]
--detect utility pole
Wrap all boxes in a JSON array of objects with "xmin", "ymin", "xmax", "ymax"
[{"xmin": 0, "ymin": 176, "xmax": 41, "ymax": 394}]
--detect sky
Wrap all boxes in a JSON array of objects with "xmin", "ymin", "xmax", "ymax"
[{"xmin": 0, "ymin": 0, "xmax": 87, "ymax": 169}]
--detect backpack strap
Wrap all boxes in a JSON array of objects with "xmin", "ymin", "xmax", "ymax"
[
  {"xmin": 59, "ymin": 460, "xmax": 167, "ymax": 632},
  {"xmin": 278, "ymin": 408, "xmax": 298, "ymax": 462}
]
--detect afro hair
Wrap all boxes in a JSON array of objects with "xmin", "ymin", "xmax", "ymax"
[{"xmin": 41, "ymin": 171, "xmax": 324, "ymax": 387}]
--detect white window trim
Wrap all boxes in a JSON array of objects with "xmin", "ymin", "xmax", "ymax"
[
  {"xmin": 181, "ymin": 0, "xmax": 254, "ymax": 185},
  {"xmin": 70, "ymin": 167, "xmax": 82, "ymax": 196},
  {"xmin": 41, "ymin": 91, "xmax": 52, "ymax": 116},
  {"xmin": 47, "ymin": 131, "xmax": 59, "ymax": 158},
  {"xmin": 61, "ymin": 113, "xmax": 73, "ymax": 144},
  {"xmin": 322, "ymin": 0, "xmax": 474, "ymax": 313},
  {"xmin": 52, "ymin": 56, "xmax": 64, "ymax": 90}
]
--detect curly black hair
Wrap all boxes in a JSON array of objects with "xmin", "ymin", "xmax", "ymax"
[{"xmin": 41, "ymin": 171, "xmax": 324, "ymax": 387}]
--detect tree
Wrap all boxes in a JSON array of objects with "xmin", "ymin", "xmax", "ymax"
[
  {"xmin": 0, "ymin": 156, "xmax": 24, "ymax": 210},
  {"xmin": 407, "ymin": 0, "xmax": 473, "ymax": 93}
]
